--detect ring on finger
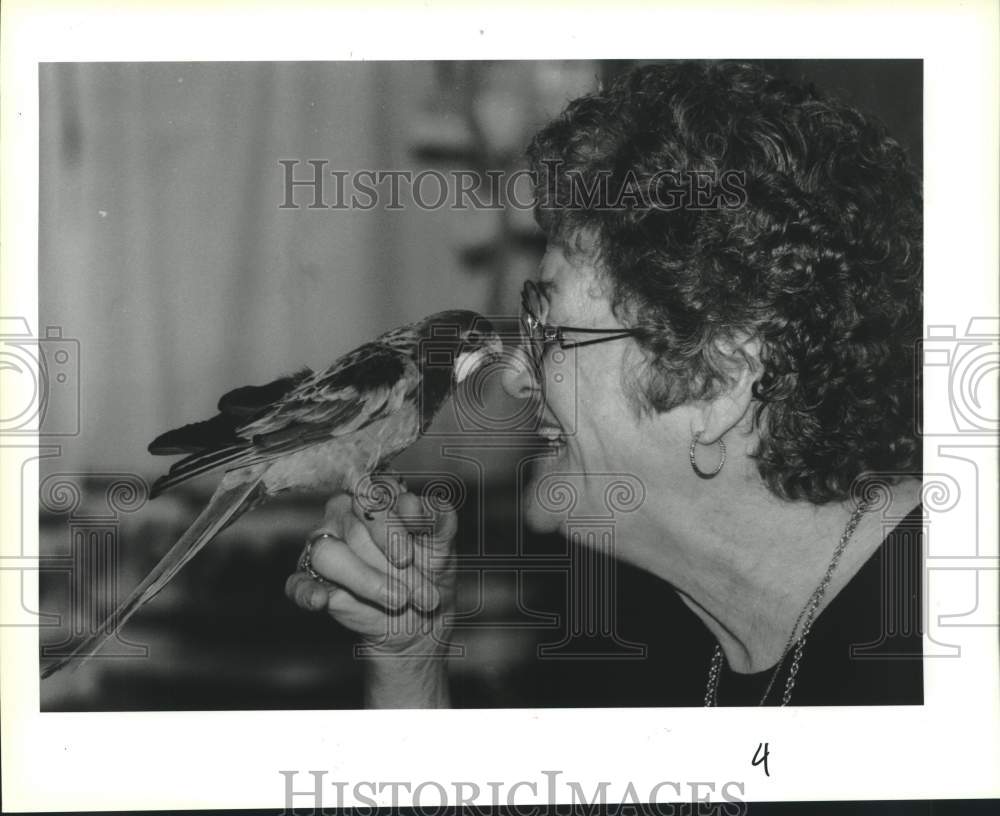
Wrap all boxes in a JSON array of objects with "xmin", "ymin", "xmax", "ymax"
[{"xmin": 298, "ymin": 531, "xmax": 336, "ymax": 584}]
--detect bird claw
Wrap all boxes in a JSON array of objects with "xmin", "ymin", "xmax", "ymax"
[
  {"xmin": 349, "ymin": 486, "xmax": 381, "ymax": 520},
  {"xmin": 350, "ymin": 471, "xmax": 408, "ymax": 520},
  {"xmin": 374, "ymin": 469, "xmax": 408, "ymax": 493}
]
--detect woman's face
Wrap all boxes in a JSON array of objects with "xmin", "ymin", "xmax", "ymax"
[{"xmin": 503, "ymin": 240, "xmax": 682, "ymax": 534}]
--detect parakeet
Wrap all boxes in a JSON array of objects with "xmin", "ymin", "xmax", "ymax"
[{"xmin": 41, "ymin": 309, "xmax": 502, "ymax": 678}]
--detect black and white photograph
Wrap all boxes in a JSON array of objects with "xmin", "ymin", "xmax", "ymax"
[
  {"xmin": 2, "ymin": 1, "xmax": 998, "ymax": 814},
  {"xmin": 36, "ymin": 57, "xmax": 927, "ymax": 713}
]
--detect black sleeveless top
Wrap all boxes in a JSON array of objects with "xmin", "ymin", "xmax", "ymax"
[
  {"xmin": 460, "ymin": 504, "xmax": 925, "ymax": 708},
  {"xmin": 715, "ymin": 503, "xmax": 924, "ymax": 706}
]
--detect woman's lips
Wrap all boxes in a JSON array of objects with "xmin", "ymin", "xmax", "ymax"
[{"xmin": 537, "ymin": 423, "xmax": 565, "ymax": 447}]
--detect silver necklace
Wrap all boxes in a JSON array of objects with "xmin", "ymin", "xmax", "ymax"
[{"xmin": 704, "ymin": 501, "xmax": 870, "ymax": 707}]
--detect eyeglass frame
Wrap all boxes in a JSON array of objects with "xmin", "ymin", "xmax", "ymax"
[{"xmin": 519, "ymin": 279, "xmax": 642, "ymax": 365}]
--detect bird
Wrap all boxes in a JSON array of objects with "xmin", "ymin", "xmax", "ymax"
[{"xmin": 41, "ymin": 309, "xmax": 503, "ymax": 678}]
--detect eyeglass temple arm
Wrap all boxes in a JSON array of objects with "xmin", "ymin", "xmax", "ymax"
[
  {"xmin": 557, "ymin": 325, "xmax": 641, "ymax": 335},
  {"xmin": 560, "ymin": 332, "xmax": 640, "ymax": 349}
]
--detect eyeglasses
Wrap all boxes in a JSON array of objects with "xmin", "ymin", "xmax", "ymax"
[{"xmin": 519, "ymin": 279, "xmax": 641, "ymax": 370}]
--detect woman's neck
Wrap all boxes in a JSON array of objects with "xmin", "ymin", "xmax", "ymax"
[{"xmin": 622, "ymin": 475, "xmax": 922, "ymax": 673}]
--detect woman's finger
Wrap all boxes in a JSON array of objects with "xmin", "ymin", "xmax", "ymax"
[
  {"xmin": 342, "ymin": 506, "xmax": 444, "ymax": 613},
  {"xmin": 353, "ymin": 490, "xmax": 457, "ymax": 561},
  {"xmin": 351, "ymin": 493, "xmax": 419, "ymax": 568},
  {"xmin": 322, "ymin": 493, "xmax": 355, "ymax": 535},
  {"xmin": 284, "ymin": 572, "xmax": 331, "ymax": 612},
  {"xmin": 309, "ymin": 532, "xmax": 409, "ymax": 611},
  {"xmin": 425, "ymin": 496, "xmax": 458, "ymax": 547}
]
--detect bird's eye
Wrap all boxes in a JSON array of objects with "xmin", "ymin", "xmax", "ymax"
[{"xmin": 465, "ymin": 330, "xmax": 482, "ymax": 344}]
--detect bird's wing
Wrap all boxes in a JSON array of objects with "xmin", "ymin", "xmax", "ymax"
[
  {"xmin": 239, "ymin": 343, "xmax": 414, "ymax": 449},
  {"xmin": 148, "ymin": 369, "xmax": 314, "ymax": 455},
  {"xmin": 149, "ymin": 342, "xmax": 418, "ymax": 496},
  {"xmin": 217, "ymin": 370, "xmax": 311, "ymax": 419}
]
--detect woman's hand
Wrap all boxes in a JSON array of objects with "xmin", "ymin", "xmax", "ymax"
[{"xmin": 285, "ymin": 481, "xmax": 457, "ymax": 707}]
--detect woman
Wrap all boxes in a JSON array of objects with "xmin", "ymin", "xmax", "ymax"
[{"xmin": 285, "ymin": 62, "xmax": 924, "ymax": 707}]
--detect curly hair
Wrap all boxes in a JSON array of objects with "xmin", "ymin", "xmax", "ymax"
[{"xmin": 527, "ymin": 61, "xmax": 922, "ymax": 504}]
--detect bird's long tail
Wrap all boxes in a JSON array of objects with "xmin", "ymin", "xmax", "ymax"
[{"xmin": 41, "ymin": 476, "xmax": 265, "ymax": 679}]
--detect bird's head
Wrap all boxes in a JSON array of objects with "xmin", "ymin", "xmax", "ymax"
[{"xmin": 419, "ymin": 310, "xmax": 504, "ymax": 385}]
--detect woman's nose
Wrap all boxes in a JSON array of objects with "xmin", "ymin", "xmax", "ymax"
[{"xmin": 500, "ymin": 346, "xmax": 539, "ymax": 400}]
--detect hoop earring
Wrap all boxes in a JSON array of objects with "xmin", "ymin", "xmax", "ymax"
[{"xmin": 689, "ymin": 431, "xmax": 726, "ymax": 479}]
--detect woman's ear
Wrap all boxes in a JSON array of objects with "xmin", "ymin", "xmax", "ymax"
[{"xmin": 694, "ymin": 334, "xmax": 762, "ymax": 444}]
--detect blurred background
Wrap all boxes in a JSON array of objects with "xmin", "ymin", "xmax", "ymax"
[{"xmin": 37, "ymin": 60, "xmax": 921, "ymax": 710}]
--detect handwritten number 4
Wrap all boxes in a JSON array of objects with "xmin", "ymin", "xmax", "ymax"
[{"xmin": 752, "ymin": 742, "xmax": 770, "ymax": 777}]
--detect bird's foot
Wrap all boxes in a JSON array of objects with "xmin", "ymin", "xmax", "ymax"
[
  {"xmin": 374, "ymin": 469, "xmax": 408, "ymax": 493},
  {"xmin": 345, "ymin": 487, "xmax": 376, "ymax": 520},
  {"xmin": 349, "ymin": 472, "xmax": 406, "ymax": 520}
]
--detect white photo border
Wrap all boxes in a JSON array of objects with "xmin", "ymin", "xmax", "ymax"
[{"xmin": 1, "ymin": 0, "xmax": 998, "ymax": 811}]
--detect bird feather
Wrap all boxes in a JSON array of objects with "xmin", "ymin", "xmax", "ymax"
[{"xmin": 41, "ymin": 475, "xmax": 265, "ymax": 679}]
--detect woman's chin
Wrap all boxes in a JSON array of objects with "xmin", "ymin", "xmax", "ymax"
[
  {"xmin": 521, "ymin": 442, "xmax": 575, "ymax": 534},
  {"xmin": 522, "ymin": 487, "xmax": 566, "ymax": 534}
]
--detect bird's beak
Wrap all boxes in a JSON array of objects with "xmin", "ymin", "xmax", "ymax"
[{"xmin": 454, "ymin": 335, "xmax": 504, "ymax": 383}]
